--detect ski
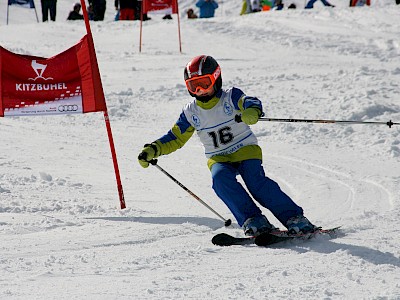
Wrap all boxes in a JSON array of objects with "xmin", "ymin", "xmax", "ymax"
[{"xmin": 211, "ymin": 226, "xmax": 341, "ymax": 247}]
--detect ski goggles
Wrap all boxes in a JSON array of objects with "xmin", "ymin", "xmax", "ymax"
[{"xmin": 185, "ymin": 66, "xmax": 221, "ymax": 95}]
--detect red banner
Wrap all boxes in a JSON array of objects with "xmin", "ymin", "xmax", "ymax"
[
  {"xmin": 0, "ymin": 34, "xmax": 106, "ymax": 117},
  {"xmin": 142, "ymin": 0, "xmax": 178, "ymax": 14}
]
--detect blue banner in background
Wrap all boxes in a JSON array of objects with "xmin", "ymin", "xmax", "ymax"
[{"xmin": 8, "ymin": 0, "xmax": 35, "ymax": 8}]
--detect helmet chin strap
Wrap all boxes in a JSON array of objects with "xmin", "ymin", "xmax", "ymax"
[
  {"xmin": 195, "ymin": 94, "xmax": 215, "ymax": 103},
  {"xmin": 194, "ymin": 87, "xmax": 221, "ymax": 102}
]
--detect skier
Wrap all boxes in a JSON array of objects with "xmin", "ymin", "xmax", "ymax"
[{"xmin": 138, "ymin": 55, "xmax": 318, "ymax": 236}]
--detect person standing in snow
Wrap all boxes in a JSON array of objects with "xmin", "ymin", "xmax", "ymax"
[
  {"xmin": 41, "ymin": 0, "xmax": 57, "ymax": 22},
  {"xmin": 305, "ymin": 0, "xmax": 334, "ymax": 8},
  {"xmin": 115, "ymin": 0, "xmax": 137, "ymax": 20},
  {"xmin": 241, "ymin": 0, "xmax": 261, "ymax": 14},
  {"xmin": 196, "ymin": 0, "xmax": 218, "ymax": 18},
  {"xmin": 138, "ymin": 55, "xmax": 318, "ymax": 237},
  {"xmin": 89, "ymin": 0, "xmax": 107, "ymax": 20}
]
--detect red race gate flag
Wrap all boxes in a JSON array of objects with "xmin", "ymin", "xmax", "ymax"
[
  {"xmin": 142, "ymin": 0, "xmax": 178, "ymax": 14},
  {"xmin": 140, "ymin": 0, "xmax": 181, "ymax": 53},
  {"xmin": 0, "ymin": 31, "xmax": 126, "ymax": 209},
  {"xmin": 0, "ymin": 35, "xmax": 106, "ymax": 117}
]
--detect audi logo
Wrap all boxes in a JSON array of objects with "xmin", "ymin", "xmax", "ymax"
[{"xmin": 58, "ymin": 105, "xmax": 79, "ymax": 112}]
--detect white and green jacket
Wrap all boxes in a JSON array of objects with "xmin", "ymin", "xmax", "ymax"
[{"xmin": 151, "ymin": 87, "xmax": 263, "ymax": 169}]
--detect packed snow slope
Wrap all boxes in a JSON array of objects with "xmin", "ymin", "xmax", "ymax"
[{"xmin": 0, "ymin": 0, "xmax": 399, "ymax": 299}]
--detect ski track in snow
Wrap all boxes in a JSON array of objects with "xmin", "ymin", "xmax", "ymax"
[{"xmin": 269, "ymin": 152, "xmax": 394, "ymax": 214}]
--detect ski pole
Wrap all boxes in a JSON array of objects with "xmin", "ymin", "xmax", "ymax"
[
  {"xmin": 235, "ymin": 115, "xmax": 398, "ymax": 128},
  {"xmin": 149, "ymin": 159, "xmax": 232, "ymax": 227}
]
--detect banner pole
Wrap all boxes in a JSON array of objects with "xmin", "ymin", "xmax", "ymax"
[
  {"xmin": 80, "ymin": 0, "xmax": 126, "ymax": 209},
  {"xmin": 139, "ymin": 0, "xmax": 143, "ymax": 52},
  {"xmin": 80, "ymin": 0, "xmax": 92, "ymax": 32},
  {"xmin": 33, "ymin": 0, "xmax": 39, "ymax": 23},
  {"xmin": 175, "ymin": 0, "xmax": 182, "ymax": 53},
  {"xmin": 7, "ymin": 2, "xmax": 10, "ymax": 25},
  {"xmin": 104, "ymin": 111, "xmax": 126, "ymax": 209}
]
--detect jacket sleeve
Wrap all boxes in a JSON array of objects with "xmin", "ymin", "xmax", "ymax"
[
  {"xmin": 153, "ymin": 111, "xmax": 195, "ymax": 157},
  {"xmin": 240, "ymin": 95, "xmax": 263, "ymax": 112},
  {"xmin": 230, "ymin": 87, "xmax": 263, "ymax": 112}
]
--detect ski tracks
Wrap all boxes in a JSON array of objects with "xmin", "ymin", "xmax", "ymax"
[{"xmin": 266, "ymin": 153, "xmax": 394, "ymax": 223}]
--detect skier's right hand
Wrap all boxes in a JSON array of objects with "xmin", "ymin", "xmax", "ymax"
[
  {"xmin": 138, "ymin": 144, "xmax": 158, "ymax": 168},
  {"xmin": 241, "ymin": 107, "xmax": 261, "ymax": 125}
]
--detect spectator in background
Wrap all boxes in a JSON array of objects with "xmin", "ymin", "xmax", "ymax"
[
  {"xmin": 89, "ymin": 0, "xmax": 107, "ymax": 20},
  {"xmin": 305, "ymin": 0, "xmax": 334, "ymax": 8},
  {"xmin": 115, "ymin": 0, "xmax": 137, "ymax": 20},
  {"xmin": 114, "ymin": 8, "xmax": 120, "ymax": 20},
  {"xmin": 304, "ymin": 0, "xmax": 335, "ymax": 9},
  {"xmin": 260, "ymin": 0, "xmax": 273, "ymax": 11},
  {"xmin": 349, "ymin": 0, "xmax": 370, "ymax": 6},
  {"xmin": 88, "ymin": 3, "xmax": 95, "ymax": 20},
  {"xmin": 275, "ymin": 0, "xmax": 284, "ymax": 9},
  {"xmin": 250, "ymin": 0, "xmax": 261, "ymax": 11},
  {"xmin": 41, "ymin": 0, "xmax": 57, "ymax": 22},
  {"xmin": 241, "ymin": 0, "xmax": 266, "ymax": 15},
  {"xmin": 196, "ymin": 0, "xmax": 218, "ymax": 18},
  {"xmin": 67, "ymin": 3, "xmax": 84, "ymax": 20},
  {"xmin": 187, "ymin": 8, "xmax": 198, "ymax": 18},
  {"xmin": 240, "ymin": 0, "xmax": 248, "ymax": 14}
]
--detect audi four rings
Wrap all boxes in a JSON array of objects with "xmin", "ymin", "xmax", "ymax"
[{"xmin": 58, "ymin": 105, "xmax": 79, "ymax": 112}]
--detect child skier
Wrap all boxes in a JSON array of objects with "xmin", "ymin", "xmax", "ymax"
[{"xmin": 138, "ymin": 55, "xmax": 318, "ymax": 236}]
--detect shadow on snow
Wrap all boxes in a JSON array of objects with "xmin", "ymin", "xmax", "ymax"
[
  {"xmin": 86, "ymin": 216, "xmax": 226, "ymax": 230},
  {"xmin": 292, "ymin": 238, "xmax": 400, "ymax": 268}
]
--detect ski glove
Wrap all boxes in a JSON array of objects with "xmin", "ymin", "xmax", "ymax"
[
  {"xmin": 241, "ymin": 107, "xmax": 261, "ymax": 125},
  {"xmin": 138, "ymin": 143, "xmax": 158, "ymax": 168}
]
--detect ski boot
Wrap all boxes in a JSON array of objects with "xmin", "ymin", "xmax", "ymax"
[
  {"xmin": 243, "ymin": 215, "xmax": 276, "ymax": 237},
  {"xmin": 286, "ymin": 215, "xmax": 318, "ymax": 234}
]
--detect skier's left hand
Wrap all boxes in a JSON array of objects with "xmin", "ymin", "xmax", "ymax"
[{"xmin": 241, "ymin": 107, "xmax": 261, "ymax": 125}]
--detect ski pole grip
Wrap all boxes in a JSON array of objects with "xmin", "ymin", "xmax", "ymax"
[
  {"xmin": 149, "ymin": 159, "xmax": 158, "ymax": 165},
  {"xmin": 235, "ymin": 115, "xmax": 242, "ymax": 123}
]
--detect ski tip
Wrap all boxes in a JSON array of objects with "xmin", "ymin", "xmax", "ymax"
[
  {"xmin": 212, "ymin": 233, "xmax": 253, "ymax": 246},
  {"xmin": 212, "ymin": 233, "xmax": 237, "ymax": 246}
]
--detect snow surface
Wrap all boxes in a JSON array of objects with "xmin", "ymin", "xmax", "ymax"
[{"xmin": 1, "ymin": 0, "xmax": 400, "ymax": 299}]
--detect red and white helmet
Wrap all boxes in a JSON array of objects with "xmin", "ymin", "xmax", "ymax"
[{"xmin": 184, "ymin": 55, "xmax": 222, "ymax": 99}]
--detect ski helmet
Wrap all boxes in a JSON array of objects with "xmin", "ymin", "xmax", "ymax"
[{"xmin": 184, "ymin": 55, "xmax": 222, "ymax": 101}]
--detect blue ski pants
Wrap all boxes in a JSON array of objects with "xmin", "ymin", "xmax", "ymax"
[{"xmin": 211, "ymin": 159, "xmax": 303, "ymax": 227}]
